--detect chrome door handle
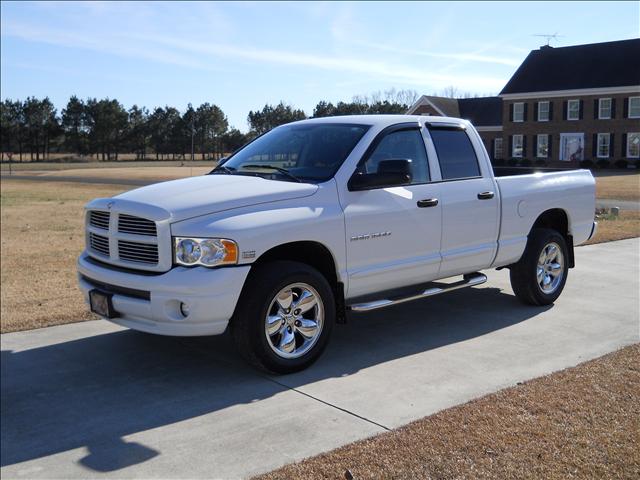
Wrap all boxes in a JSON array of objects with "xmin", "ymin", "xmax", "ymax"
[
  {"xmin": 417, "ymin": 198, "xmax": 439, "ymax": 208},
  {"xmin": 477, "ymin": 191, "xmax": 495, "ymax": 200}
]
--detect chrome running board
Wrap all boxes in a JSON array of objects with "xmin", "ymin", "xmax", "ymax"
[{"xmin": 347, "ymin": 272, "xmax": 487, "ymax": 312}]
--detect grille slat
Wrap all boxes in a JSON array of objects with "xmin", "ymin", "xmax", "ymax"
[
  {"xmin": 89, "ymin": 211, "xmax": 110, "ymax": 230},
  {"xmin": 89, "ymin": 232, "xmax": 110, "ymax": 256},
  {"xmin": 118, "ymin": 240, "xmax": 159, "ymax": 264},
  {"xmin": 118, "ymin": 214, "xmax": 157, "ymax": 236}
]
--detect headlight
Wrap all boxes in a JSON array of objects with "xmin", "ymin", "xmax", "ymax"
[{"xmin": 174, "ymin": 237, "xmax": 238, "ymax": 267}]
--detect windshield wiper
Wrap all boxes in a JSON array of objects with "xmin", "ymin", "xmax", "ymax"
[
  {"xmin": 210, "ymin": 165, "xmax": 236, "ymax": 175},
  {"xmin": 241, "ymin": 164, "xmax": 302, "ymax": 183}
]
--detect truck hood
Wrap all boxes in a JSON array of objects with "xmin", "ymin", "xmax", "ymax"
[{"xmin": 113, "ymin": 174, "xmax": 319, "ymax": 222}]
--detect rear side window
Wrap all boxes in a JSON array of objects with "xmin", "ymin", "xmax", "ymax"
[{"xmin": 429, "ymin": 128, "xmax": 481, "ymax": 180}]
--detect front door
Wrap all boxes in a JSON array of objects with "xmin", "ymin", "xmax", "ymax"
[{"xmin": 340, "ymin": 125, "xmax": 442, "ymax": 299}]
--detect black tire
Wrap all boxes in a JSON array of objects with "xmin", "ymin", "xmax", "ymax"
[
  {"xmin": 509, "ymin": 228, "xmax": 569, "ymax": 306},
  {"xmin": 230, "ymin": 260, "xmax": 335, "ymax": 374}
]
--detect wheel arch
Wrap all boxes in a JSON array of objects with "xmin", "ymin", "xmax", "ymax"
[
  {"xmin": 250, "ymin": 241, "xmax": 347, "ymax": 322},
  {"xmin": 529, "ymin": 208, "xmax": 575, "ymax": 268}
]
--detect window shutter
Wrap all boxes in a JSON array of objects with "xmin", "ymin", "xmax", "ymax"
[
  {"xmin": 623, "ymin": 98, "xmax": 629, "ymax": 118},
  {"xmin": 593, "ymin": 99, "xmax": 598, "ymax": 119},
  {"xmin": 548, "ymin": 134, "xmax": 553, "ymax": 159},
  {"xmin": 534, "ymin": 102, "xmax": 539, "ymax": 121},
  {"xmin": 508, "ymin": 135, "xmax": 513, "ymax": 157},
  {"xmin": 622, "ymin": 133, "xmax": 627, "ymax": 156},
  {"xmin": 611, "ymin": 99, "xmax": 616, "ymax": 119},
  {"xmin": 549, "ymin": 101, "xmax": 554, "ymax": 121},
  {"xmin": 579, "ymin": 100, "xmax": 584, "ymax": 120},
  {"xmin": 592, "ymin": 134, "xmax": 597, "ymax": 157},
  {"xmin": 609, "ymin": 134, "xmax": 614, "ymax": 158},
  {"xmin": 522, "ymin": 136, "xmax": 527, "ymax": 157},
  {"xmin": 509, "ymin": 105, "xmax": 513, "ymax": 122},
  {"xmin": 563, "ymin": 101, "xmax": 567, "ymax": 120},
  {"xmin": 523, "ymin": 103, "xmax": 528, "ymax": 121},
  {"xmin": 490, "ymin": 138, "xmax": 495, "ymax": 159}
]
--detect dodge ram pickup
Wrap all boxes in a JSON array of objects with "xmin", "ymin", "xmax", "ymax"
[{"xmin": 78, "ymin": 115, "xmax": 597, "ymax": 373}]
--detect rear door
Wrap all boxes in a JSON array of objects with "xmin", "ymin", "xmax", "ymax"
[
  {"xmin": 340, "ymin": 123, "xmax": 442, "ymax": 298},
  {"xmin": 427, "ymin": 126, "xmax": 500, "ymax": 276}
]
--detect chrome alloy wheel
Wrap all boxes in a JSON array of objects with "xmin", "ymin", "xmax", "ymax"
[
  {"xmin": 537, "ymin": 242, "xmax": 564, "ymax": 294},
  {"xmin": 264, "ymin": 283, "xmax": 324, "ymax": 359}
]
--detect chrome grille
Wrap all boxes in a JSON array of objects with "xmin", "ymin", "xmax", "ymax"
[
  {"xmin": 118, "ymin": 214, "xmax": 157, "ymax": 236},
  {"xmin": 88, "ymin": 232, "xmax": 110, "ymax": 256},
  {"xmin": 89, "ymin": 211, "xmax": 110, "ymax": 230},
  {"xmin": 117, "ymin": 240, "xmax": 159, "ymax": 264}
]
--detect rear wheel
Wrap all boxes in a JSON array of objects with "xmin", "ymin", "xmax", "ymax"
[
  {"xmin": 510, "ymin": 228, "xmax": 569, "ymax": 306},
  {"xmin": 231, "ymin": 261, "xmax": 335, "ymax": 374}
]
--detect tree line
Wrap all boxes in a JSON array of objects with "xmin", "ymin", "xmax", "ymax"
[{"xmin": 0, "ymin": 89, "xmax": 418, "ymax": 162}]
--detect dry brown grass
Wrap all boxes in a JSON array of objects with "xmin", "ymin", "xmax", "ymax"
[
  {"xmin": 0, "ymin": 180, "xmax": 129, "ymax": 333},
  {"xmin": 257, "ymin": 344, "xmax": 640, "ymax": 480},
  {"xmin": 594, "ymin": 172, "xmax": 640, "ymax": 201},
  {"xmin": 0, "ymin": 159, "xmax": 215, "ymax": 172},
  {"xmin": 585, "ymin": 210, "xmax": 640, "ymax": 245}
]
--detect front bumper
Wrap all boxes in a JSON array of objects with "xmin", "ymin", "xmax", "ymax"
[{"xmin": 77, "ymin": 252, "xmax": 251, "ymax": 336}]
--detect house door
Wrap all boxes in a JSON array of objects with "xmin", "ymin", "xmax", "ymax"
[{"xmin": 560, "ymin": 133, "xmax": 584, "ymax": 162}]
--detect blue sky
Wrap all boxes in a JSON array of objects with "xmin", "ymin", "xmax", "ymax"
[{"xmin": 1, "ymin": 1, "xmax": 638, "ymax": 131}]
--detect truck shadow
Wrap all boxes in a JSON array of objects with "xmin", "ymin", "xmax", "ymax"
[{"xmin": 1, "ymin": 285, "xmax": 550, "ymax": 471}]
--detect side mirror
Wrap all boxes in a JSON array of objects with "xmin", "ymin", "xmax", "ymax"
[{"xmin": 348, "ymin": 159, "xmax": 412, "ymax": 191}]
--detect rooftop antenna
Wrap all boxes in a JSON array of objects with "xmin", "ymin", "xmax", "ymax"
[{"xmin": 533, "ymin": 33, "xmax": 564, "ymax": 46}]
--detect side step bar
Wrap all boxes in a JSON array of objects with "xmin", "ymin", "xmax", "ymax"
[{"xmin": 347, "ymin": 272, "xmax": 487, "ymax": 312}]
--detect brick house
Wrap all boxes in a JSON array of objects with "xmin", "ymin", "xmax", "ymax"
[
  {"xmin": 408, "ymin": 38, "xmax": 640, "ymax": 168},
  {"xmin": 500, "ymin": 38, "xmax": 640, "ymax": 168}
]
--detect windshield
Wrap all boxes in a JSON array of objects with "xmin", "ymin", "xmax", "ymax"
[{"xmin": 218, "ymin": 123, "xmax": 370, "ymax": 182}]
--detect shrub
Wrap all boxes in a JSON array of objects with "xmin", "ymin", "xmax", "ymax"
[
  {"xmin": 520, "ymin": 159, "xmax": 532, "ymax": 167},
  {"xmin": 614, "ymin": 159, "xmax": 628, "ymax": 169},
  {"xmin": 535, "ymin": 159, "xmax": 547, "ymax": 167},
  {"xmin": 493, "ymin": 158, "xmax": 505, "ymax": 166},
  {"xmin": 596, "ymin": 159, "xmax": 610, "ymax": 169},
  {"xmin": 507, "ymin": 158, "xmax": 519, "ymax": 166},
  {"xmin": 580, "ymin": 159, "xmax": 594, "ymax": 168}
]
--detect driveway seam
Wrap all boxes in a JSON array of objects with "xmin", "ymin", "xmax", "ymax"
[
  {"xmin": 264, "ymin": 377, "xmax": 391, "ymax": 432},
  {"xmin": 182, "ymin": 338, "xmax": 391, "ymax": 432}
]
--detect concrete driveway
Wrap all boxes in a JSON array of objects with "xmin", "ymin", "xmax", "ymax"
[{"xmin": 2, "ymin": 238, "xmax": 638, "ymax": 479}]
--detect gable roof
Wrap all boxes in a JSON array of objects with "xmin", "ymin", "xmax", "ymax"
[{"xmin": 500, "ymin": 38, "xmax": 640, "ymax": 95}]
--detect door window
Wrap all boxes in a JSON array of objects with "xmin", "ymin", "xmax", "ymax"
[{"xmin": 361, "ymin": 129, "xmax": 430, "ymax": 184}]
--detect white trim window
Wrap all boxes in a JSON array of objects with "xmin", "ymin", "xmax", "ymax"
[
  {"xmin": 512, "ymin": 134, "xmax": 524, "ymax": 158},
  {"xmin": 494, "ymin": 138, "xmax": 503, "ymax": 159},
  {"xmin": 597, "ymin": 133, "xmax": 610, "ymax": 158},
  {"xmin": 512, "ymin": 102, "xmax": 524, "ymax": 122},
  {"xmin": 629, "ymin": 97, "xmax": 640, "ymax": 119},
  {"xmin": 627, "ymin": 132, "xmax": 640, "ymax": 158},
  {"xmin": 567, "ymin": 99, "xmax": 580, "ymax": 120},
  {"xmin": 598, "ymin": 98, "xmax": 612, "ymax": 119},
  {"xmin": 538, "ymin": 101, "xmax": 550, "ymax": 121},
  {"xmin": 536, "ymin": 134, "xmax": 549, "ymax": 158}
]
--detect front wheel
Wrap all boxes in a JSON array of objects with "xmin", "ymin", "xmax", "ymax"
[
  {"xmin": 509, "ymin": 228, "xmax": 569, "ymax": 306},
  {"xmin": 231, "ymin": 261, "xmax": 335, "ymax": 374}
]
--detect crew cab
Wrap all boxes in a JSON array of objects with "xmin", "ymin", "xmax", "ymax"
[{"xmin": 78, "ymin": 115, "xmax": 597, "ymax": 373}]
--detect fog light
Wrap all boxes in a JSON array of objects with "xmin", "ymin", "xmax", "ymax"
[{"xmin": 179, "ymin": 302, "xmax": 190, "ymax": 317}]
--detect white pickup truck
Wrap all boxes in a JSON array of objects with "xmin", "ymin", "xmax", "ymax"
[{"xmin": 78, "ymin": 115, "xmax": 597, "ymax": 373}]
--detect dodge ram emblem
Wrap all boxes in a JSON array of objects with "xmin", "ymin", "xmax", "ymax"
[{"xmin": 107, "ymin": 201, "xmax": 115, "ymax": 209}]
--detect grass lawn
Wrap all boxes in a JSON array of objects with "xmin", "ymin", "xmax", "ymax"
[
  {"xmin": 585, "ymin": 210, "xmax": 640, "ymax": 245},
  {"xmin": 256, "ymin": 344, "xmax": 640, "ymax": 480},
  {"xmin": 593, "ymin": 171, "xmax": 639, "ymax": 201},
  {"xmin": 0, "ymin": 180, "xmax": 128, "ymax": 333}
]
